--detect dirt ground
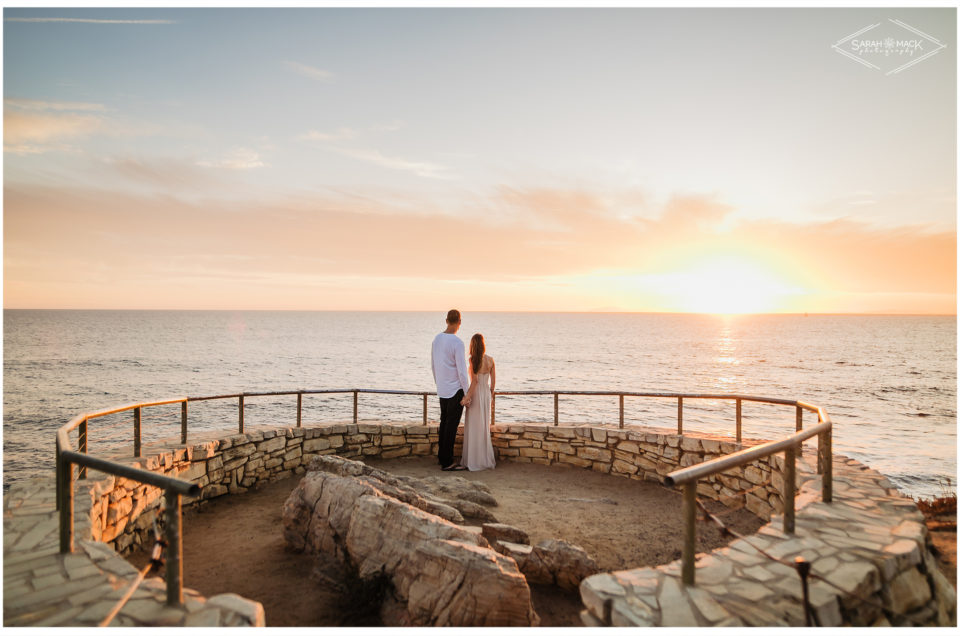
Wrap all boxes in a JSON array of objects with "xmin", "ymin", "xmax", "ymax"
[
  {"xmin": 924, "ymin": 517, "xmax": 957, "ymax": 590},
  {"xmin": 128, "ymin": 457, "xmax": 765, "ymax": 626}
]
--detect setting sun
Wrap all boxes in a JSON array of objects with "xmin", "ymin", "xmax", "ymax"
[{"xmin": 654, "ymin": 256, "xmax": 802, "ymax": 314}]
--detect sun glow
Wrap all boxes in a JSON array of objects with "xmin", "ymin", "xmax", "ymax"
[{"xmin": 654, "ymin": 256, "xmax": 802, "ymax": 314}]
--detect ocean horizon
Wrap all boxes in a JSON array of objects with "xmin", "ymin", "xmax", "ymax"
[{"xmin": 3, "ymin": 309, "xmax": 956, "ymax": 499}]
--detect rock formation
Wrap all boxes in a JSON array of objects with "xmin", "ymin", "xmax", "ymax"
[
  {"xmin": 303, "ymin": 455, "xmax": 499, "ymax": 523},
  {"xmin": 493, "ymin": 538, "xmax": 599, "ymax": 590},
  {"xmin": 283, "ymin": 456, "xmax": 538, "ymax": 626}
]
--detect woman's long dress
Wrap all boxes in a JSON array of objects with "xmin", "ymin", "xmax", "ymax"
[{"xmin": 463, "ymin": 370, "xmax": 496, "ymax": 471}]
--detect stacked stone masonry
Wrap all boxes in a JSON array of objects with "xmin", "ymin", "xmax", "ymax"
[{"xmin": 6, "ymin": 420, "xmax": 955, "ymax": 626}]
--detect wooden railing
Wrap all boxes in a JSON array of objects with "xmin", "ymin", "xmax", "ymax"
[
  {"xmin": 663, "ymin": 400, "xmax": 833, "ymax": 586},
  {"xmin": 56, "ymin": 387, "xmax": 832, "ymax": 601}
]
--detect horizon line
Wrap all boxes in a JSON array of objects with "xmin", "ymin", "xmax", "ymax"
[{"xmin": 3, "ymin": 308, "xmax": 956, "ymax": 317}]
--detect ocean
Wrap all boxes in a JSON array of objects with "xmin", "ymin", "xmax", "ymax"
[{"xmin": 3, "ymin": 310, "xmax": 955, "ymax": 499}]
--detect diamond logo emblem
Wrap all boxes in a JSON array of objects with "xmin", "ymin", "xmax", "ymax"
[{"xmin": 832, "ymin": 18, "xmax": 947, "ymax": 75}]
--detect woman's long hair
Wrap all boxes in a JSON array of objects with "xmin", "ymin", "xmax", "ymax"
[{"xmin": 470, "ymin": 333, "xmax": 485, "ymax": 374}]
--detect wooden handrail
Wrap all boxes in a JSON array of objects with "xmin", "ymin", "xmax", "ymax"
[
  {"xmin": 664, "ymin": 420, "xmax": 832, "ymax": 487},
  {"xmin": 57, "ymin": 385, "xmax": 834, "ymax": 597},
  {"xmin": 665, "ymin": 417, "xmax": 833, "ymax": 586}
]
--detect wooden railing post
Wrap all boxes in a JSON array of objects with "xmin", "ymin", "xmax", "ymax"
[
  {"xmin": 181, "ymin": 402, "xmax": 188, "ymax": 444},
  {"xmin": 165, "ymin": 489, "xmax": 184, "ymax": 606},
  {"xmin": 619, "ymin": 395, "xmax": 624, "ymax": 429},
  {"xmin": 238, "ymin": 395, "xmax": 244, "ymax": 433},
  {"xmin": 784, "ymin": 446, "xmax": 796, "ymax": 534},
  {"xmin": 491, "ymin": 393, "xmax": 496, "ymax": 427},
  {"xmin": 822, "ymin": 423, "xmax": 833, "ymax": 503},
  {"xmin": 78, "ymin": 419, "xmax": 88, "ymax": 479},
  {"xmin": 422, "ymin": 393, "xmax": 428, "ymax": 426},
  {"xmin": 58, "ymin": 454, "xmax": 74, "ymax": 553},
  {"xmin": 55, "ymin": 439, "xmax": 62, "ymax": 511},
  {"xmin": 353, "ymin": 391, "xmax": 358, "ymax": 424},
  {"xmin": 134, "ymin": 407, "xmax": 142, "ymax": 458},
  {"xmin": 795, "ymin": 405, "xmax": 803, "ymax": 457},
  {"xmin": 297, "ymin": 393, "xmax": 303, "ymax": 428},
  {"xmin": 735, "ymin": 399, "xmax": 742, "ymax": 444},
  {"xmin": 681, "ymin": 481, "xmax": 696, "ymax": 586},
  {"xmin": 678, "ymin": 397, "xmax": 683, "ymax": 435},
  {"xmin": 554, "ymin": 393, "xmax": 559, "ymax": 426}
]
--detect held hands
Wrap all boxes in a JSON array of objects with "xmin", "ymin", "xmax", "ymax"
[{"xmin": 460, "ymin": 396, "xmax": 472, "ymax": 407}]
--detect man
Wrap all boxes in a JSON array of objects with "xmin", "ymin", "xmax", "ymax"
[{"xmin": 431, "ymin": 309, "xmax": 470, "ymax": 471}]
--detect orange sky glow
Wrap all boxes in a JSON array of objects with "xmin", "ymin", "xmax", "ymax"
[
  {"xmin": 4, "ymin": 185, "xmax": 955, "ymax": 314},
  {"xmin": 3, "ymin": 8, "xmax": 956, "ymax": 314}
]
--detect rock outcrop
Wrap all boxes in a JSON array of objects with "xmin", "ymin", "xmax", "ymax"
[
  {"xmin": 482, "ymin": 522, "xmax": 530, "ymax": 545},
  {"xmin": 494, "ymin": 538, "xmax": 599, "ymax": 591},
  {"xmin": 283, "ymin": 457, "xmax": 537, "ymax": 626},
  {"xmin": 304, "ymin": 455, "xmax": 499, "ymax": 523}
]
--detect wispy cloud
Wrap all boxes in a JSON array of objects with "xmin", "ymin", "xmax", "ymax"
[
  {"xmin": 283, "ymin": 60, "xmax": 335, "ymax": 82},
  {"xmin": 5, "ymin": 98, "xmax": 106, "ymax": 112},
  {"xmin": 102, "ymin": 156, "xmax": 223, "ymax": 190},
  {"xmin": 5, "ymin": 17, "xmax": 175, "ymax": 24},
  {"xmin": 299, "ymin": 120, "xmax": 404, "ymax": 144},
  {"xmin": 3, "ymin": 184, "xmax": 954, "ymax": 313},
  {"xmin": 3, "ymin": 98, "xmax": 108, "ymax": 154},
  {"xmin": 332, "ymin": 147, "xmax": 456, "ymax": 180},
  {"xmin": 300, "ymin": 127, "xmax": 357, "ymax": 142},
  {"xmin": 3, "ymin": 111, "xmax": 102, "ymax": 153},
  {"xmin": 197, "ymin": 147, "xmax": 265, "ymax": 171}
]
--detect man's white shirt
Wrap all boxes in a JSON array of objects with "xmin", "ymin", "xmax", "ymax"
[{"xmin": 431, "ymin": 332, "xmax": 470, "ymax": 399}]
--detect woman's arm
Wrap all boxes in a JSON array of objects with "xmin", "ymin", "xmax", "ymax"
[
  {"xmin": 461, "ymin": 362, "xmax": 477, "ymax": 406},
  {"xmin": 489, "ymin": 357, "xmax": 496, "ymax": 395}
]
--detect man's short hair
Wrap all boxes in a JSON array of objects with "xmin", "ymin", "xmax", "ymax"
[{"xmin": 446, "ymin": 309, "xmax": 461, "ymax": 324}]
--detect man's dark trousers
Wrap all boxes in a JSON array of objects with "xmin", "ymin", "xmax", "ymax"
[{"xmin": 438, "ymin": 389, "xmax": 465, "ymax": 467}]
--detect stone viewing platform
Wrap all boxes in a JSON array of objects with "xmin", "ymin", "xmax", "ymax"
[
  {"xmin": 5, "ymin": 417, "xmax": 956, "ymax": 626},
  {"xmin": 579, "ymin": 454, "xmax": 956, "ymax": 626},
  {"xmin": 3, "ymin": 477, "xmax": 264, "ymax": 627}
]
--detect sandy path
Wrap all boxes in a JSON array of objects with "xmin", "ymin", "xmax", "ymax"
[
  {"xmin": 129, "ymin": 457, "xmax": 764, "ymax": 626},
  {"xmin": 366, "ymin": 456, "xmax": 764, "ymax": 571}
]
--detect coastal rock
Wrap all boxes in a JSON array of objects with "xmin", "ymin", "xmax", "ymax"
[
  {"xmin": 344, "ymin": 495, "xmax": 489, "ymax": 579},
  {"xmin": 482, "ymin": 523, "xmax": 530, "ymax": 545},
  {"xmin": 305, "ymin": 455, "xmax": 506, "ymax": 524},
  {"xmin": 492, "ymin": 538, "xmax": 599, "ymax": 591},
  {"xmin": 525, "ymin": 539, "xmax": 600, "ymax": 590},
  {"xmin": 494, "ymin": 540, "xmax": 535, "ymax": 568},
  {"xmin": 282, "ymin": 463, "xmax": 538, "ymax": 626},
  {"xmin": 440, "ymin": 498, "xmax": 499, "ymax": 523},
  {"xmin": 391, "ymin": 539, "xmax": 538, "ymax": 626},
  {"xmin": 414, "ymin": 475, "xmax": 499, "ymax": 507}
]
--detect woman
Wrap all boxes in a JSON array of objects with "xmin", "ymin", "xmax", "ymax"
[{"xmin": 460, "ymin": 333, "xmax": 496, "ymax": 471}]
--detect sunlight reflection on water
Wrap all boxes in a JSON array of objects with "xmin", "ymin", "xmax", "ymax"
[{"xmin": 3, "ymin": 311, "xmax": 955, "ymax": 498}]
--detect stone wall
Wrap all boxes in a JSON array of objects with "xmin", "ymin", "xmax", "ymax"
[
  {"xmin": 83, "ymin": 422, "xmax": 791, "ymax": 555},
  {"xmin": 74, "ymin": 421, "xmax": 954, "ymax": 627}
]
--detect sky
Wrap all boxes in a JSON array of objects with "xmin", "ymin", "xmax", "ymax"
[{"xmin": 3, "ymin": 6, "xmax": 957, "ymax": 313}]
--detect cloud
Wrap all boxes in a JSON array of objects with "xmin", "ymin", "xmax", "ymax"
[
  {"xmin": 5, "ymin": 17, "xmax": 175, "ymax": 24},
  {"xmin": 283, "ymin": 60, "xmax": 335, "ymax": 82},
  {"xmin": 332, "ymin": 147, "xmax": 456, "ymax": 180},
  {"xmin": 300, "ymin": 127, "xmax": 357, "ymax": 142},
  {"xmin": 196, "ymin": 148, "xmax": 265, "ymax": 171},
  {"xmin": 299, "ymin": 121, "xmax": 404, "ymax": 144},
  {"xmin": 370, "ymin": 121, "xmax": 404, "ymax": 133},
  {"xmin": 3, "ymin": 98, "xmax": 108, "ymax": 154},
  {"xmin": 4, "ymin": 98, "xmax": 106, "ymax": 112},
  {"xmin": 102, "ymin": 156, "xmax": 223, "ymax": 189},
  {"xmin": 3, "ymin": 111, "xmax": 102, "ymax": 152},
  {"xmin": 3, "ymin": 184, "xmax": 953, "ymax": 312}
]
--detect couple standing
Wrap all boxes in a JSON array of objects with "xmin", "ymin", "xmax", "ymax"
[{"xmin": 430, "ymin": 309, "xmax": 496, "ymax": 472}]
